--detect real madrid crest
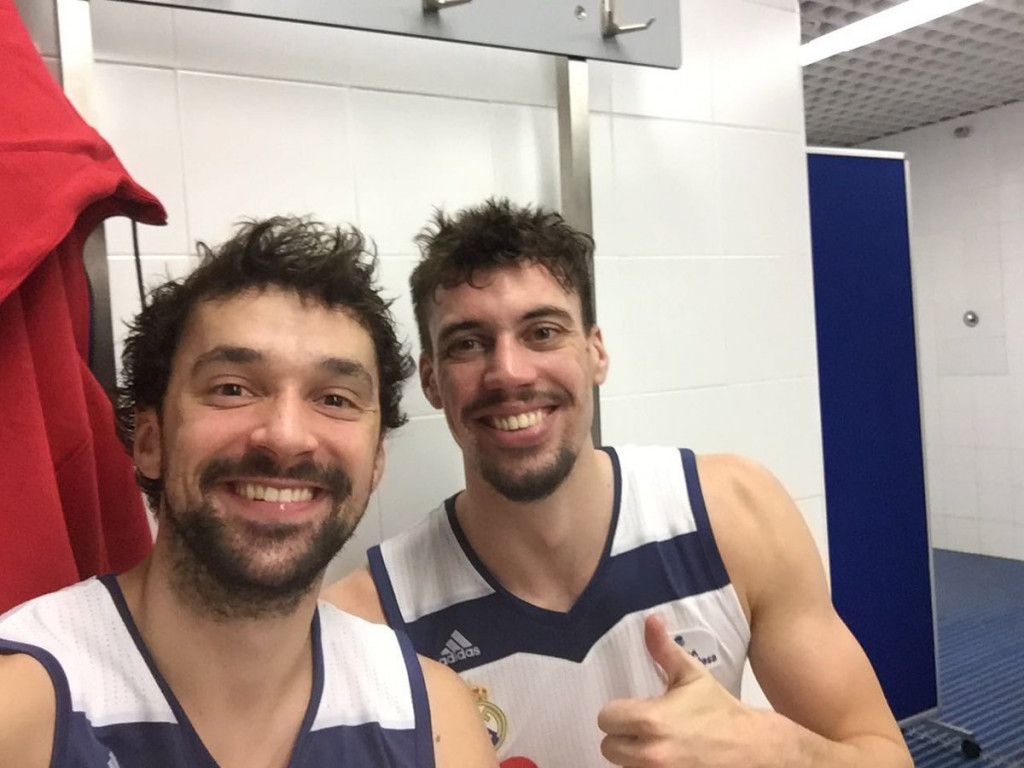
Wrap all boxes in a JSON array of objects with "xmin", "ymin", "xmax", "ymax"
[{"xmin": 469, "ymin": 683, "xmax": 508, "ymax": 750}]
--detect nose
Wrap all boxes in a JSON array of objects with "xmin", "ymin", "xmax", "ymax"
[
  {"xmin": 482, "ymin": 334, "xmax": 536, "ymax": 391},
  {"xmin": 248, "ymin": 392, "xmax": 319, "ymax": 460}
]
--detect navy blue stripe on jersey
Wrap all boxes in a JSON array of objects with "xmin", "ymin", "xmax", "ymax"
[
  {"xmin": 443, "ymin": 446, "xmax": 624, "ymax": 626},
  {"xmin": 0, "ymin": 639, "xmax": 77, "ymax": 765},
  {"xmin": 95, "ymin": 721, "xmax": 199, "ymax": 766},
  {"xmin": 680, "ymin": 449, "xmax": 731, "ymax": 588},
  {"xmin": 369, "ymin": 544, "xmax": 407, "ymax": 632},
  {"xmin": 300, "ymin": 722, "xmax": 421, "ymax": 766},
  {"xmin": 287, "ymin": 610, "xmax": 326, "ymax": 764},
  {"xmin": 395, "ymin": 631, "xmax": 435, "ymax": 768},
  {"xmin": 101, "ymin": 575, "xmax": 219, "ymax": 766},
  {"xmin": 404, "ymin": 527, "xmax": 731, "ymax": 670}
]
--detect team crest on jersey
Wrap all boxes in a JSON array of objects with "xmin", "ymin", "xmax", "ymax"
[
  {"xmin": 470, "ymin": 683, "xmax": 508, "ymax": 750},
  {"xmin": 671, "ymin": 626, "xmax": 722, "ymax": 668}
]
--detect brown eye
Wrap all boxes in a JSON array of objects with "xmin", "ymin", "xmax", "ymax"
[
  {"xmin": 322, "ymin": 393, "xmax": 354, "ymax": 409},
  {"xmin": 214, "ymin": 383, "xmax": 247, "ymax": 397}
]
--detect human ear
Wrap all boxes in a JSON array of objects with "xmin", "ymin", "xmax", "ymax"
[
  {"xmin": 133, "ymin": 408, "xmax": 163, "ymax": 481},
  {"xmin": 589, "ymin": 326, "xmax": 609, "ymax": 386},
  {"xmin": 420, "ymin": 352, "xmax": 443, "ymax": 410}
]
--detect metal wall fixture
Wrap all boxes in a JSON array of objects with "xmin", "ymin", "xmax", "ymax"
[
  {"xmin": 602, "ymin": 0, "xmax": 655, "ymax": 37},
  {"xmin": 963, "ymin": 310, "xmax": 979, "ymax": 328},
  {"xmin": 110, "ymin": 0, "xmax": 681, "ymax": 69}
]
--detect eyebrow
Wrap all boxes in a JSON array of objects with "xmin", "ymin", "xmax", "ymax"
[
  {"xmin": 191, "ymin": 345, "xmax": 375, "ymax": 389},
  {"xmin": 522, "ymin": 306, "xmax": 575, "ymax": 325},
  {"xmin": 320, "ymin": 357, "xmax": 375, "ymax": 390},
  {"xmin": 191, "ymin": 345, "xmax": 263, "ymax": 375}
]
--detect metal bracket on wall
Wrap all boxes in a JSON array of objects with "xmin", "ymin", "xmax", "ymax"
[
  {"xmin": 108, "ymin": 0, "xmax": 681, "ymax": 69},
  {"xmin": 556, "ymin": 57, "xmax": 601, "ymax": 445}
]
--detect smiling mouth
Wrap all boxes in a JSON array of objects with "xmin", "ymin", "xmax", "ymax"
[
  {"xmin": 487, "ymin": 409, "xmax": 549, "ymax": 432},
  {"xmin": 231, "ymin": 483, "xmax": 320, "ymax": 503}
]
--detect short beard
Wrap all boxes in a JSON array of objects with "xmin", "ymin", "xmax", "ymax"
[
  {"xmin": 481, "ymin": 443, "xmax": 578, "ymax": 503},
  {"xmin": 163, "ymin": 452, "xmax": 356, "ymax": 621}
]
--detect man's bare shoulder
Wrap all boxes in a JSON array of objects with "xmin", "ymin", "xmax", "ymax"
[
  {"xmin": 418, "ymin": 656, "xmax": 499, "ymax": 768},
  {"xmin": 694, "ymin": 453, "xmax": 824, "ymax": 615},
  {"xmin": 322, "ymin": 566, "xmax": 386, "ymax": 624},
  {"xmin": 0, "ymin": 652, "xmax": 56, "ymax": 768},
  {"xmin": 695, "ymin": 452, "xmax": 796, "ymax": 534}
]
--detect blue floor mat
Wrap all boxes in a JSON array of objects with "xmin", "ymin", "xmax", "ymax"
[{"xmin": 903, "ymin": 549, "xmax": 1024, "ymax": 767}]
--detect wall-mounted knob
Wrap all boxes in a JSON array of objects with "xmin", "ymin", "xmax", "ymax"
[{"xmin": 963, "ymin": 310, "xmax": 979, "ymax": 328}]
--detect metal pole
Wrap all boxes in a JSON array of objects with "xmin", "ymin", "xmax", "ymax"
[
  {"xmin": 55, "ymin": 0, "xmax": 118, "ymax": 400},
  {"xmin": 556, "ymin": 56, "xmax": 601, "ymax": 446}
]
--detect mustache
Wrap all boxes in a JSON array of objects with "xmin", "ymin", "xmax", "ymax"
[
  {"xmin": 198, "ymin": 452, "xmax": 352, "ymax": 502},
  {"xmin": 462, "ymin": 388, "xmax": 569, "ymax": 418}
]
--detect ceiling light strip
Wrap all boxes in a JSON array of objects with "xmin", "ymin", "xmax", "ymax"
[{"xmin": 800, "ymin": 0, "xmax": 985, "ymax": 66}]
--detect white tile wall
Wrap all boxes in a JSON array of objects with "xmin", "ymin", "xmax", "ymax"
[
  {"xmin": 92, "ymin": 64, "xmax": 189, "ymax": 256},
  {"xmin": 178, "ymin": 72, "xmax": 358, "ymax": 248},
  {"xmin": 348, "ymin": 89, "xmax": 494, "ymax": 253},
  {"xmin": 90, "ymin": 0, "xmax": 174, "ymax": 67},
  {"xmin": 604, "ymin": 116, "xmax": 723, "ymax": 256},
  {"xmin": 868, "ymin": 98, "xmax": 1024, "ymax": 560},
  {"xmin": 708, "ymin": 0, "xmax": 803, "ymax": 132}
]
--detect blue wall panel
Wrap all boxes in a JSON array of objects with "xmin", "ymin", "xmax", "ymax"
[{"xmin": 808, "ymin": 153, "xmax": 937, "ymax": 721}]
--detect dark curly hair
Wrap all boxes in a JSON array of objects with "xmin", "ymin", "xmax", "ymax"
[
  {"xmin": 117, "ymin": 216, "xmax": 414, "ymax": 509},
  {"xmin": 410, "ymin": 198, "xmax": 595, "ymax": 354}
]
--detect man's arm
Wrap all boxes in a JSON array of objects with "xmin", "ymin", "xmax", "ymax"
[
  {"xmin": 421, "ymin": 657, "xmax": 499, "ymax": 768},
  {"xmin": 0, "ymin": 652, "xmax": 56, "ymax": 768},
  {"xmin": 704, "ymin": 454, "xmax": 912, "ymax": 767},
  {"xmin": 598, "ymin": 455, "xmax": 912, "ymax": 768}
]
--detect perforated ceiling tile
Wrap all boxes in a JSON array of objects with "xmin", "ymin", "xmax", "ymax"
[{"xmin": 800, "ymin": 0, "xmax": 1024, "ymax": 146}]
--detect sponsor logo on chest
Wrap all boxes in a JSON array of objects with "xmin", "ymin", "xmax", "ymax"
[{"xmin": 670, "ymin": 626, "xmax": 722, "ymax": 668}]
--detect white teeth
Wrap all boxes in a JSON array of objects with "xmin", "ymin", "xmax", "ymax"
[
  {"xmin": 236, "ymin": 484, "xmax": 314, "ymax": 503},
  {"xmin": 492, "ymin": 410, "xmax": 544, "ymax": 432}
]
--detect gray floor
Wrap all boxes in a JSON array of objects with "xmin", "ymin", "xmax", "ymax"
[{"xmin": 903, "ymin": 549, "xmax": 1024, "ymax": 767}]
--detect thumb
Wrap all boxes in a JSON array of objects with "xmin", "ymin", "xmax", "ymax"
[{"xmin": 644, "ymin": 613, "xmax": 706, "ymax": 690}]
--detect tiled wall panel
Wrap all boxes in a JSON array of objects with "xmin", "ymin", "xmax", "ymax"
[{"xmin": 867, "ymin": 101, "xmax": 1024, "ymax": 561}]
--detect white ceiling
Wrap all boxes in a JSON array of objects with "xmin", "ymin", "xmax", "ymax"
[{"xmin": 801, "ymin": 0, "xmax": 1024, "ymax": 146}]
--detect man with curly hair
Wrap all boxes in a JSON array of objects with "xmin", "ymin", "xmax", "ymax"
[
  {"xmin": 0, "ymin": 217, "xmax": 496, "ymax": 768},
  {"xmin": 326, "ymin": 199, "xmax": 913, "ymax": 768}
]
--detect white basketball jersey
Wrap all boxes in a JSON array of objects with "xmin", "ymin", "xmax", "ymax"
[
  {"xmin": 0, "ymin": 576, "xmax": 433, "ymax": 767},
  {"xmin": 369, "ymin": 446, "xmax": 750, "ymax": 768}
]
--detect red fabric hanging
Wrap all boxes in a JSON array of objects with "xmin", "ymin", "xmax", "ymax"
[{"xmin": 0, "ymin": 0, "xmax": 167, "ymax": 613}]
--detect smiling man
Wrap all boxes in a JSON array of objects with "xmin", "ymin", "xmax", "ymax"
[
  {"xmin": 0, "ymin": 218, "xmax": 496, "ymax": 768},
  {"xmin": 326, "ymin": 199, "xmax": 913, "ymax": 768}
]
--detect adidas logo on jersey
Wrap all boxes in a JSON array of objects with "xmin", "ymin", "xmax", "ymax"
[{"xmin": 439, "ymin": 630, "xmax": 481, "ymax": 665}]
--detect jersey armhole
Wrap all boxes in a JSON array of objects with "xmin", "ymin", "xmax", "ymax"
[
  {"xmin": 368, "ymin": 545, "xmax": 408, "ymax": 632},
  {"xmin": 0, "ymin": 640, "xmax": 71, "ymax": 768},
  {"xmin": 679, "ymin": 449, "xmax": 731, "ymax": 588},
  {"xmin": 394, "ymin": 631, "xmax": 435, "ymax": 768}
]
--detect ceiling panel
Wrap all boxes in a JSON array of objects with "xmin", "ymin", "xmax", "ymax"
[{"xmin": 801, "ymin": 0, "xmax": 1024, "ymax": 146}]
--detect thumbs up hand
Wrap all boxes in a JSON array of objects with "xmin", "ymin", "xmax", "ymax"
[{"xmin": 597, "ymin": 614, "xmax": 761, "ymax": 767}]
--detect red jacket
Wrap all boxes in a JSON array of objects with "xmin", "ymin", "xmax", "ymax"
[{"xmin": 0, "ymin": 0, "xmax": 167, "ymax": 612}]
